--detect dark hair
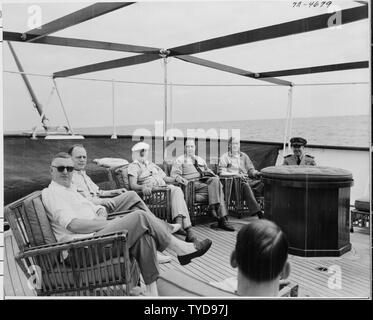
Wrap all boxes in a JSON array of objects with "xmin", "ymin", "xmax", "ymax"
[
  {"xmin": 234, "ymin": 219, "xmax": 288, "ymax": 282},
  {"xmin": 67, "ymin": 144, "xmax": 85, "ymax": 155},
  {"xmin": 51, "ymin": 152, "xmax": 71, "ymax": 164}
]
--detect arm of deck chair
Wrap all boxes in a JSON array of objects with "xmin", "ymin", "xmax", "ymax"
[
  {"xmin": 278, "ymin": 282, "xmax": 299, "ymax": 297},
  {"xmin": 17, "ymin": 231, "xmax": 128, "ymax": 258}
]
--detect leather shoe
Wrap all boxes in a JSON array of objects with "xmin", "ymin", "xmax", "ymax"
[
  {"xmin": 177, "ymin": 239, "xmax": 212, "ymax": 265},
  {"xmin": 218, "ymin": 218, "xmax": 235, "ymax": 232},
  {"xmin": 257, "ymin": 210, "xmax": 264, "ymax": 219},
  {"xmin": 175, "ymin": 229, "xmax": 187, "ymax": 236}
]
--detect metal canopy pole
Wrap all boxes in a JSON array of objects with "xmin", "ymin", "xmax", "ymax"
[
  {"xmin": 287, "ymin": 85, "xmax": 294, "ymax": 154},
  {"xmin": 170, "ymin": 82, "xmax": 173, "ymax": 129},
  {"xmin": 160, "ymin": 49, "xmax": 170, "ymax": 158},
  {"xmin": 111, "ymin": 79, "xmax": 117, "ymax": 139},
  {"xmin": 282, "ymin": 84, "xmax": 294, "ymax": 156},
  {"xmin": 7, "ymin": 41, "xmax": 48, "ymax": 125},
  {"xmin": 52, "ymin": 78, "xmax": 74, "ymax": 134}
]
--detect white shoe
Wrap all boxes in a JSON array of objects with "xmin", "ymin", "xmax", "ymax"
[{"xmin": 157, "ymin": 252, "xmax": 172, "ymax": 264}]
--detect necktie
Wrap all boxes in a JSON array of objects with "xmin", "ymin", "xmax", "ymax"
[
  {"xmin": 297, "ymin": 156, "xmax": 301, "ymax": 165},
  {"xmin": 194, "ymin": 159, "xmax": 204, "ymax": 177}
]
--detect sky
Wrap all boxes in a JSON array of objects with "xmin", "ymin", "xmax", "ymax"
[{"xmin": 1, "ymin": 0, "xmax": 370, "ymax": 132}]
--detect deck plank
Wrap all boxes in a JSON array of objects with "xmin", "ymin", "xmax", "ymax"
[{"xmin": 4, "ymin": 232, "xmax": 36, "ymax": 297}]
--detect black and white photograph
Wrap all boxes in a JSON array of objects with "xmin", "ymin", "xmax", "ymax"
[{"xmin": 1, "ymin": 0, "xmax": 371, "ymax": 302}]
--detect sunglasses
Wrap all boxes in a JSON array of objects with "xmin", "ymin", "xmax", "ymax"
[{"xmin": 52, "ymin": 165, "xmax": 74, "ymax": 173}]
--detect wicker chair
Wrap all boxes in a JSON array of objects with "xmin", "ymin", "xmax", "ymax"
[
  {"xmin": 108, "ymin": 165, "xmax": 172, "ymax": 222},
  {"xmin": 4, "ymin": 191, "xmax": 140, "ymax": 296},
  {"xmin": 166, "ymin": 162, "xmax": 232, "ymax": 226},
  {"xmin": 350, "ymin": 195, "xmax": 370, "ymax": 232},
  {"xmin": 179, "ymin": 180, "xmax": 212, "ymax": 226},
  {"xmin": 227, "ymin": 177, "xmax": 264, "ymax": 218}
]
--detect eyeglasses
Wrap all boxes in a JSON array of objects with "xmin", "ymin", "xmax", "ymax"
[{"xmin": 52, "ymin": 166, "xmax": 74, "ymax": 173}]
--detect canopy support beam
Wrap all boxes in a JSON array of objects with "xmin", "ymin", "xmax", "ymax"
[
  {"xmin": 175, "ymin": 55, "xmax": 292, "ymax": 86},
  {"xmin": 258, "ymin": 61, "xmax": 369, "ymax": 78},
  {"xmin": 22, "ymin": 2, "xmax": 135, "ymax": 42},
  {"xmin": 169, "ymin": 5, "xmax": 368, "ymax": 56},
  {"xmin": 53, "ymin": 53, "xmax": 160, "ymax": 78},
  {"xmin": 4, "ymin": 31, "xmax": 160, "ymax": 54}
]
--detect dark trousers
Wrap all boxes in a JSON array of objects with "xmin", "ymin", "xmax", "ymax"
[
  {"xmin": 194, "ymin": 177, "xmax": 228, "ymax": 218},
  {"xmin": 241, "ymin": 181, "xmax": 261, "ymax": 214}
]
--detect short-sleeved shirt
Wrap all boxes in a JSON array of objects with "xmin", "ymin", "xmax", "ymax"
[
  {"xmin": 42, "ymin": 181, "xmax": 104, "ymax": 242},
  {"xmin": 171, "ymin": 155, "xmax": 208, "ymax": 181},
  {"xmin": 127, "ymin": 160, "xmax": 167, "ymax": 187},
  {"xmin": 218, "ymin": 152, "xmax": 257, "ymax": 177}
]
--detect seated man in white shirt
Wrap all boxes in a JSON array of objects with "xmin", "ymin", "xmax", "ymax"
[
  {"xmin": 230, "ymin": 219, "xmax": 290, "ymax": 297},
  {"xmin": 42, "ymin": 152, "xmax": 212, "ymax": 296}
]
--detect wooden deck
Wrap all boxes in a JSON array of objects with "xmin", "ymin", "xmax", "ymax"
[{"xmin": 4, "ymin": 217, "xmax": 371, "ymax": 298}]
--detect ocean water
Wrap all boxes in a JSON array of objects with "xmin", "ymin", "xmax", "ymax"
[{"xmin": 78, "ymin": 115, "xmax": 370, "ymax": 148}]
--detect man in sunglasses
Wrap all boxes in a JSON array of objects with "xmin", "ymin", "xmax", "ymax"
[{"xmin": 42, "ymin": 152, "xmax": 212, "ymax": 296}]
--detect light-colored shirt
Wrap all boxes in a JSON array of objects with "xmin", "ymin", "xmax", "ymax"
[
  {"xmin": 218, "ymin": 152, "xmax": 257, "ymax": 177},
  {"xmin": 72, "ymin": 170, "xmax": 100, "ymax": 199},
  {"xmin": 283, "ymin": 154, "xmax": 316, "ymax": 166},
  {"xmin": 42, "ymin": 181, "xmax": 104, "ymax": 242},
  {"xmin": 127, "ymin": 160, "xmax": 167, "ymax": 187},
  {"xmin": 171, "ymin": 155, "xmax": 208, "ymax": 181}
]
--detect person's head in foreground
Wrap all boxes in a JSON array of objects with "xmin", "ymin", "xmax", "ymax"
[
  {"xmin": 50, "ymin": 152, "xmax": 74, "ymax": 188},
  {"xmin": 230, "ymin": 219, "xmax": 290, "ymax": 297}
]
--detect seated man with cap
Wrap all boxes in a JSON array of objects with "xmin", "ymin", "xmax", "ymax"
[
  {"xmin": 128, "ymin": 142, "xmax": 197, "ymax": 243},
  {"xmin": 68, "ymin": 144, "xmax": 180, "ymax": 263},
  {"xmin": 283, "ymin": 137, "xmax": 316, "ymax": 166}
]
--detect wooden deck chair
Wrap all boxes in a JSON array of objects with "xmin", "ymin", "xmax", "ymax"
[
  {"xmin": 108, "ymin": 165, "xmax": 172, "ymax": 222},
  {"xmin": 4, "ymin": 191, "xmax": 140, "ymax": 296}
]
